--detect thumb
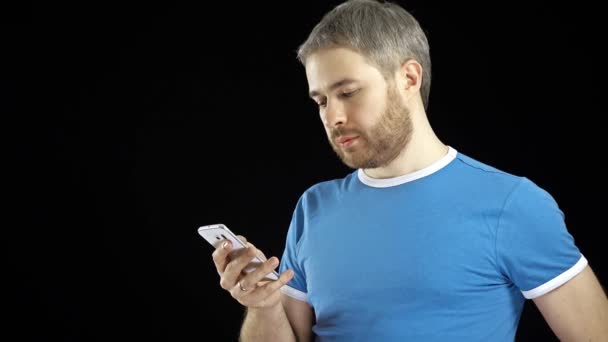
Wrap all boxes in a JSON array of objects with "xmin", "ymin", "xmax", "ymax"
[{"xmin": 236, "ymin": 235, "xmax": 248, "ymax": 244}]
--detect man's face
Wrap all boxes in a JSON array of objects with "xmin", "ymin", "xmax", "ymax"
[{"xmin": 305, "ymin": 47, "xmax": 413, "ymax": 169}]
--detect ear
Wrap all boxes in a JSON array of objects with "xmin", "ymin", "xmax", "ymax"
[{"xmin": 396, "ymin": 59, "xmax": 423, "ymax": 96}]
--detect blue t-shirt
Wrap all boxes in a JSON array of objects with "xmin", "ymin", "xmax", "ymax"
[{"xmin": 279, "ymin": 146, "xmax": 586, "ymax": 341}]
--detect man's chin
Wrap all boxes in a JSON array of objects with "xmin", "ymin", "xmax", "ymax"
[
  {"xmin": 333, "ymin": 144, "xmax": 380, "ymax": 169},
  {"xmin": 338, "ymin": 153, "xmax": 376, "ymax": 169}
]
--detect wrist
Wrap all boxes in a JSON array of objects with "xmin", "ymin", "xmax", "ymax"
[{"xmin": 247, "ymin": 302, "xmax": 284, "ymax": 317}]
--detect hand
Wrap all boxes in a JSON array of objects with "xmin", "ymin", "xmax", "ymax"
[{"xmin": 212, "ymin": 235, "xmax": 295, "ymax": 309}]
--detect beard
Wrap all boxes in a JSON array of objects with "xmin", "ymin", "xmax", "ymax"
[{"xmin": 328, "ymin": 84, "xmax": 413, "ymax": 169}]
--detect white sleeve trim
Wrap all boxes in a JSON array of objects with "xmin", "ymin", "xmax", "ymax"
[
  {"xmin": 521, "ymin": 254, "xmax": 588, "ymax": 299},
  {"xmin": 280, "ymin": 285, "xmax": 308, "ymax": 302}
]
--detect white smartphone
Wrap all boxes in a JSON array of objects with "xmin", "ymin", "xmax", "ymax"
[{"xmin": 198, "ymin": 223, "xmax": 279, "ymax": 281}]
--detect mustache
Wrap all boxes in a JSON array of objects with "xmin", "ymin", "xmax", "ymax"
[{"xmin": 330, "ymin": 127, "xmax": 360, "ymax": 141}]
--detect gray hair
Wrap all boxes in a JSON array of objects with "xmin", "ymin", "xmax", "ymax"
[{"xmin": 297, "ymin": 0, "xmax": 432, "ymax": 110}]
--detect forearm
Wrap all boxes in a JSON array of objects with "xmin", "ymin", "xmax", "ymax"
[{"xmin": 239, "ymin": 305, "xmax": 296, "ymax": 342}]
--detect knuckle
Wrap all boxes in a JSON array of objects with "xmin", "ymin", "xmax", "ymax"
[
  {"xmin": 211, "ymin": 250, "xmax": 221, "ymax": 262},
  {"xmin": 262, "ymin": 266, "xmax": 274, "ymax": 277},
  {"xmin": 258, "ymin": 282, "xmax": 272, "ymax": 295},
  {"xmin": 231, "ymin": 291, "xmax": 240, "ymax": 301},
  {"xmin": 229, "ymin": 262, "xmax": 243, "ymax": 274},
  {"xmin": 268, "ymin": 282, "xmax": 280, "ymax": 293},
  {"xmin": 224, "ymin": 261, "xmax": 235, "ymax": 273},
  {"xmin": 212, "ymin": 248, "xmax": 227, "ymax": 261}
]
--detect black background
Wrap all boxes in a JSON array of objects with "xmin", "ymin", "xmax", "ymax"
[{"xmin": 5, "ymin": 1, "xmax": 607, "ymax": 341}]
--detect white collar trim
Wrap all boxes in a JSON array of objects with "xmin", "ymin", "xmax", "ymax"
[{"xmin": 357, "ymin": 146, "xmax": 457, "ymax": 188}]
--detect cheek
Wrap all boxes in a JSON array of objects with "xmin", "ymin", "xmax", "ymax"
[
  {"xmin": 318, "ymin": 111, "xmax": 327, "ymax": 126},
  {"xmin": 354, "ymin": 105, "xmax": 383, "ymax": 128},
  {"xmin": 358, "ymin": 92, "xmax": 385, "ymax": 117}
]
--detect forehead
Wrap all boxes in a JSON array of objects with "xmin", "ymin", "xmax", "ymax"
[{"xmin": 305, "ymin": 47, "xmax": 384, "ymax": 93}]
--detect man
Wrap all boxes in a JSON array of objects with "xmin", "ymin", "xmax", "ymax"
[{"xmin": 212, "ymin": 0, "xmax": 608, "ymax": 340}]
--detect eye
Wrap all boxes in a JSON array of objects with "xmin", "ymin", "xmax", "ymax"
[
  {"xmin": 312, "ymin": 98, "xmax": 326, "ymax": 108},
  {"xmin": 341, "ymin": 89, "xmax": 359, "ymax": 98}
]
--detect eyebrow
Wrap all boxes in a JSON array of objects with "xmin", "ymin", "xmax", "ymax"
[{"xmin": 309, "ymin": 78, "xmax": 359, "ymax": 99}]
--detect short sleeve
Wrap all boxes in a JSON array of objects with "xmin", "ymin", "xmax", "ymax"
[
  {"xmin": 279, "ymin": 195, "xmax": 308, "ymax": 302},
  {"xmin": 496, "ymin": 177, "xmax": 587, "ymax": 299}
]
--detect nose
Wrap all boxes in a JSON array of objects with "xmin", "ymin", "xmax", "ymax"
[{"xmin": 322, "ymin": 100, "xmax": 347, "ymax": 128}]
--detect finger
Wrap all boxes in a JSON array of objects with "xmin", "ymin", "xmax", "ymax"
[
  {"xmin": 254, "ymin": 247, "xmax": 267, "ymax": 261},
  {"xmin": 241, "ymin": 269, "xmax": 295, "ymax": 304},
  {"xmin": 221, "ymin": 246, "xmax": 259, "ymax": 289},
  {"xmin": 236, "ymin": 237, "xmax": 266, "ymax": 261},
  {"xmin": 234, "ymin": 235, "xmax": 267, "ymax": 261},
  {"xmin": 229, "ymin": 278, "xmax": 255, "ymax": 299},
  {"xmin": 262, "ymin": 269, "xmax": 295, "ymax": 293},
  {"xmin": 227, "ymin": 238, "xmax": 256, "ymax": 259},
  {"xmin": 236, "ymin": 256, "xmax": 280, "ymax": 294},
  {"xmin": 236, "ymin": 235, "xmax": 248, "ymax": 244},
  {"xmin": 212, "ymin": 239, "xmax": 233, "ymax": 275}
]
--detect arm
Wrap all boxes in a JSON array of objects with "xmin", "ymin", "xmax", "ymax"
[
  {"xmin": 533, "ymin": 265, "xmax": 608, "ymax": 341},
  {"xmin": 240, "ymin": 303, "xmax": 297, "ymax": 342},
  {"xmin": 211, "ymin": 235, "xmax": 297, "ymax": 342},
  {"xmin": 240, "ymin": 291, "xmax": 314, "ymax": 342},
  {"xmin": 281, "ymin": 293, "xmax": 315, "ymax": 342}
]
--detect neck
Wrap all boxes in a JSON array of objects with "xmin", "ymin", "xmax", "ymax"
[{"xmin": 362, "ymin": 110, "xmax": 448, "ymax": 179}]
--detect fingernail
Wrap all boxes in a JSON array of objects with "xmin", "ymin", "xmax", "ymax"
[
  {"xmin": 270, "ymin": 257, "xmax": 279, "ymax": 266},
  {"xmin": 222, "ymin": 241, "xmax": 231, "ymax": 249}
]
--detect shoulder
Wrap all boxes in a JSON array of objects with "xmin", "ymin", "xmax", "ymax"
[
  {"xmin": 300, "ymin": 171, "xmax": 355, "ymax": 200},
  {"xmin": 450, "ymin": 150, "xmax": 525, "ymax": 195},
  {"xmin": 292, "ymin": 171, "xmax": 356, "ymax": 214},
  {"xmin": 453, "ymin": 151, "xmax": 518, "ymax": 179},
  {"xmin": 448, "ymin": 150, "xmax": 559, "ymax": 211}
]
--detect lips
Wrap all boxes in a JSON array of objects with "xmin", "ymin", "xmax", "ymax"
[
  {"xmin": 336, "ymin": 135, "xmax": 358, "ymax": 144},
  {"xmin": 335, "ymin": 135, "xmax": 359, "ymax": 148}
]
